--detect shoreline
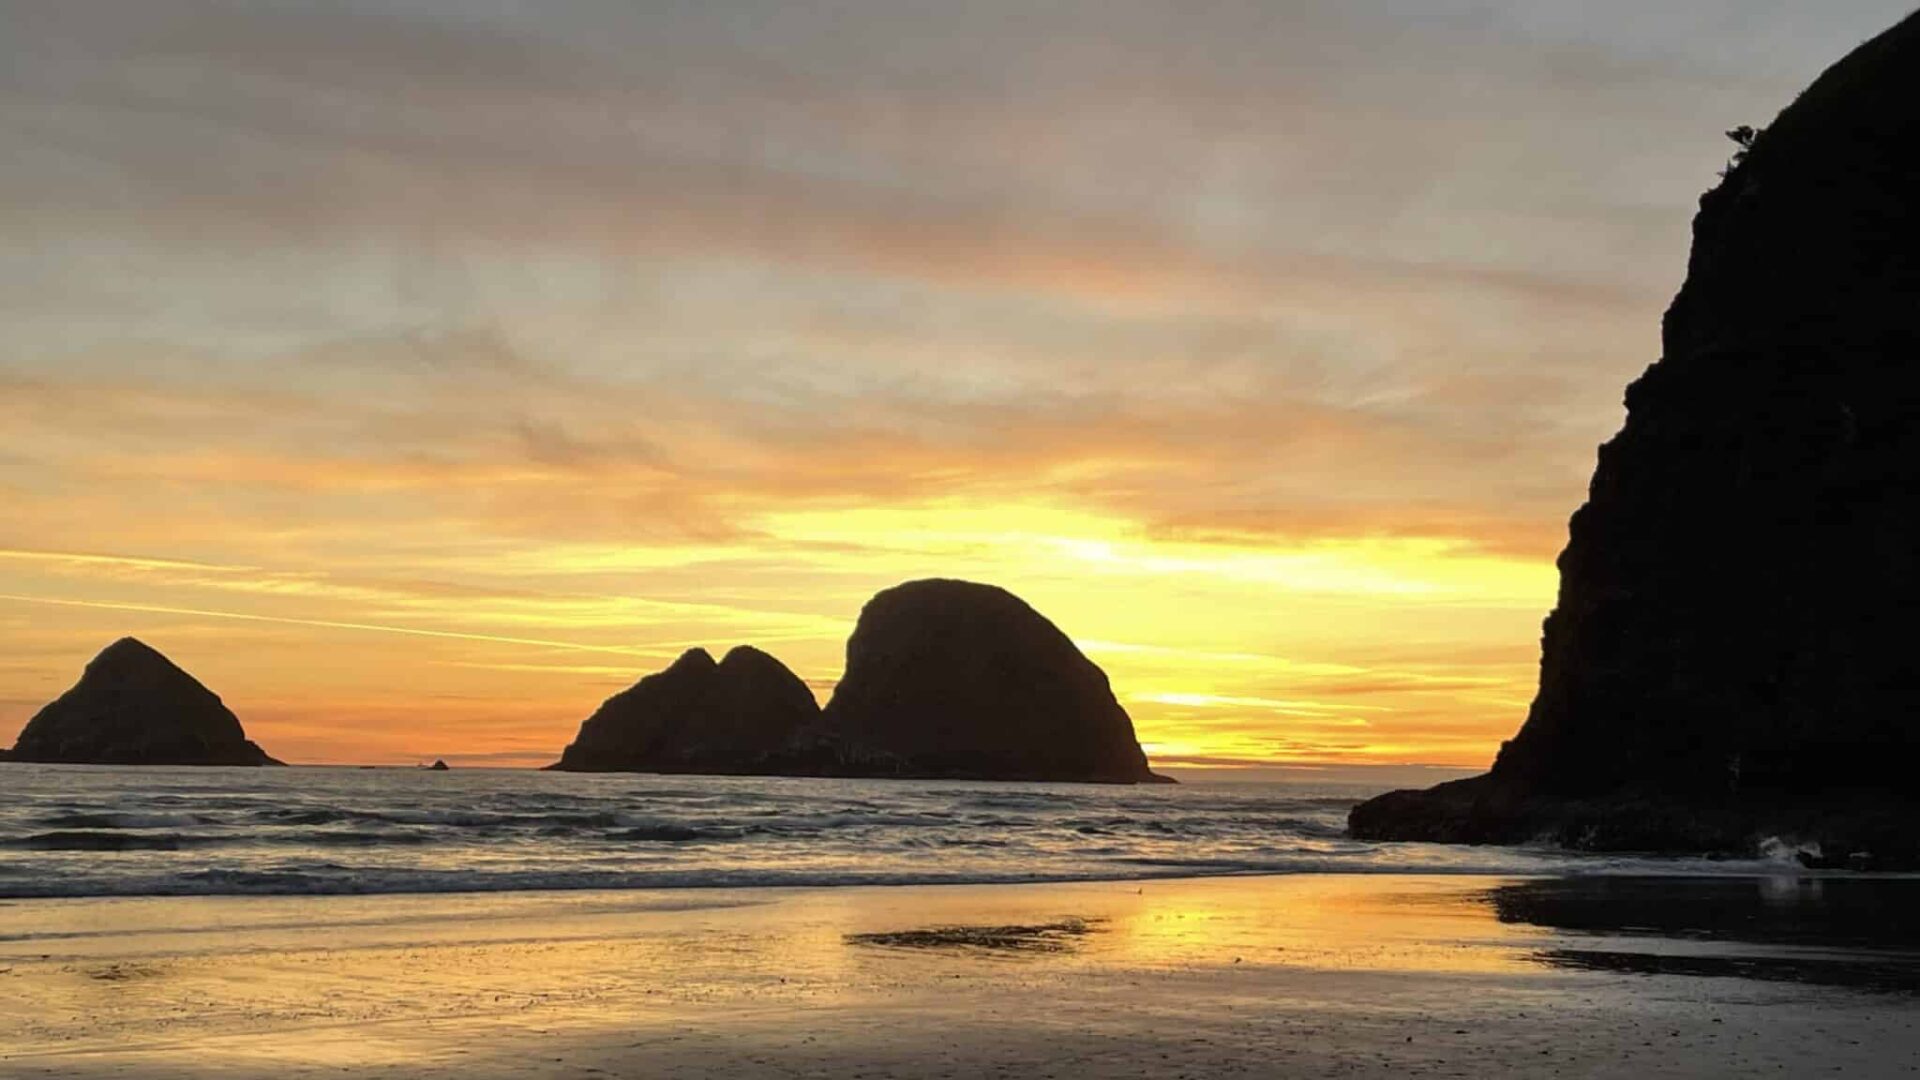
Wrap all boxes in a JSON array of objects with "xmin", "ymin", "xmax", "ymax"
[
  {"xmin": 6, "ymin": 859, "xmax": 1920, "ymax": 901},
  {"xmin": 5, "ymin": 872, "xmax": 1918, "ymax": 1077},
  {"xmin": 10, "ymin": 857, "xmax": 1916, "ymax": 903}
]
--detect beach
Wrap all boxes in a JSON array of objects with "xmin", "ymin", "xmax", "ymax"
[
  {"xmin": 4, "ymin": 873, "xmax": 1917, "ymax": 1078},
  {"xmin": 9, "ymin": 2, "xmax": 1920, "ymax": 1077}
]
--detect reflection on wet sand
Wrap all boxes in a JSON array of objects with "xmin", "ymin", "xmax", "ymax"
[
  {"xmin": 1534, "ymin": 948, "xmax": 1920, "ymax": 994},
  {"xmin": 1488, "ymin": 876, "xmax": 1920, "ymax": 993},
  {"xmin": 0, "ymin": 874, "xmax": 1543, "ymax": 1067},
  {"xmin": 3, "ymin": 875, "xmax": 1918, "ymax": 1077}
]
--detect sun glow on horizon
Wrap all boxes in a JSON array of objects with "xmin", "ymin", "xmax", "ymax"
[
  {"xmin": 0, "ymin": 492, "xmax": 1553, "ymax": 770},
  {"xmin": 12, "ymin": 0, "xmax": 1880, "ymax": 771}
]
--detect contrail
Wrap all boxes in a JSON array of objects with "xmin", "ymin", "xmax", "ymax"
[
  {"xmin": 0, "ymin": 593, "xmax": 696, "ymax": 659},
  {"xmin": 0, "ymin": 548, "xmax": 262, "ymax": 573}
]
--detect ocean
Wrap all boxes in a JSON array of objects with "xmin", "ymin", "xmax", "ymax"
[{"xmin": 0, "ymin": 764, "xmax": 1805, "ymax": 898}]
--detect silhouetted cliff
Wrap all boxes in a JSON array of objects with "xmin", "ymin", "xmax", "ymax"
[
  {"xmin": 820, "ymin": 579, "xmax": 1165, "ymax": 783},
  {"xmin": 551, "ymin": 646, "xmax": 822, "ymax": 774},
  {"xmin": 1351, "ymin": 11, "xmax": 1920, "ymax": 865},
  {"xmin": 6, "ymin": 638, "xmax": 283, "ymax": 766}
]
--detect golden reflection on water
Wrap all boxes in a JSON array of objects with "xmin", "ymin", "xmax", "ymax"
[
  {"xmin": 1086, "ymin": 875, "xmax": 1536, "ymax": 974},
  {"xmin": 0, "ymin": 876, "xmax": 1546, "ymax": 1071}
]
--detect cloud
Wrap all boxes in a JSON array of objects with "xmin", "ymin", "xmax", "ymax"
[
  {"xmin": 0, "ymin": 313, "xmax": 1607, "ymax": 564},
  {"xmin": 4, "ymin": 0, "xmax": 1913, "ymax": 765}
]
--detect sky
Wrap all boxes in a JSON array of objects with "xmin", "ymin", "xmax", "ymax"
[{"xmin": 2, "ymin": 1, "xmax": 1913, "ymax": 770}]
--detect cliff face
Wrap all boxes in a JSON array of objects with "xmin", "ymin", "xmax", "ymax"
[
  {"xmin": 7, "ymin": 638, "xmax": 283, "ymax": 766},
  {"xmin": 820, "ymin": 579, "xmax": 1163, "ymax": 783},
  {"xmin": 551, "ymin": 646, "xmax": 822, "ymax": 774},
  {"xmin": 1352, "ymin": 12, "xmax": 1920, "ymax": 861}
]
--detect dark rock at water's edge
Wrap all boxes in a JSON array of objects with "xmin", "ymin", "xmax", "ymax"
[
  {"xmin": 548, "ymin": 580, "xmax": 1169, "ymax": 784},
  {"xmin": 428, "ymin": 759, "xmax": 450, "ymax": 771},
  {"xmin": 819, "ymin": 579, "xmax": 1168, "ymax": 784},
  {"xmin": 1352, "ymin": 12, "xmax": 1920, "ymax": 865},
  {"xmin": 550, "ymin": 646, "xmax": 823, "ymax": 774},
  {"xmin": 6, "ymin": 638, "xmax": 283, "ymax": 766}
]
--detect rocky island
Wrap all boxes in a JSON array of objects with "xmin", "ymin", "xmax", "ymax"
[
  {"xmin": 552, "ymin": 579, "xmax": 1167, "ymax": 784},
  {"xmin": 1350, "ymin": 12, "xmax": 1920, "ymax": 865},
  {"xmin": 4, "ymin": 637, "xmax": 283, "ymax": 766},
  {"xmin": 820, "ymin": 579, "xmax": 1166, "ymax": 784},
  {"xmin": 551, "ymin": 645, "xmax": 822, "ymax": 774}
]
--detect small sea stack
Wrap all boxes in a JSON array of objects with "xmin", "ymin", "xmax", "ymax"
[
  {"xmin": 820, "ymin": 579, "xmax": 1167, "ymax": 784},
  {"xmin": 551, "ymin": 645, "xmax": 822, "ymax": 774},
  {"xmin": 5, "ymin": 638, "xmax": 283, "ymax": 766},
  {"xmin": 1350, "ymin": 11, "xmax": 1920, "ymax": 864}
]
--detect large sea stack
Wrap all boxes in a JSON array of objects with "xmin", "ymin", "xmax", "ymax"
[
  {"xmin": 6, "ymin": 638, "xmax": 282, "ymax": 766},
  {"xmin": 820, "ymin": 579, "xmax": 1165, "ymax": 783},
  {"xmin": 1350, "ymin": 13, "xmax": 1920, "ymax": 863},
  {"xmin": 551, "ymin": 646, "xmax": 822, "ymax": 774}
]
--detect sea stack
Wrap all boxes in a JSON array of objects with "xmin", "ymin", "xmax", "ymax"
[
  {"xmin": 6, "ymin": 638, "xmax": 282, "ymax": 766},
  {"xmin": 820, "ymin": 579, "xmax": 1165, "ymax": 783},
  {"xmin": 1350, "ymin": 12, "xmax": 1920, "ymax": 863},
  {"xmin": 551, "ymin": 646, "xmax": 822, "ymax": 773}
]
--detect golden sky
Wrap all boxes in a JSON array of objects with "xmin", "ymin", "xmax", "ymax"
[{"xmin": 1, "ymin": 1, "xmax": 1909, "ymax": 769}]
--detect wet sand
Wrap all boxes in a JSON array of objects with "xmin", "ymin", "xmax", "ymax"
[{"xmin": 2, "ymin": 874, "xmax": 1918, "ymax": 1077}]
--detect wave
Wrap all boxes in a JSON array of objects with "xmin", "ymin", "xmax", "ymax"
[
  {"xmin": 9, "ymin": 830, "xmax": 219, "ymax": 852},
  {"xmin": 301, "ymin": 830, "xmax": 433, "ymax": 847},
  {"xmin": 10, "ymin": 828, "xmax": 440, "ymax": 851},
  {"xmin": 0, "ymin": 852, "xmax": 1815, "ymax": 900},
  {"xmin": 35, "ymin": 811, "xmax": 212, "ymax": 829},
  {"xmin": 248, "ymin": 808, "xmax": 628, "ymax": 829},
  {"xmin": 609, "ymin": 824, "xmax": 747, "ymax": 843}
]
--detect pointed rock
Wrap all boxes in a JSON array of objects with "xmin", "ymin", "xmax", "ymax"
[
  {"xmin": 821, "ymin": 579, "xmax": 1166, "ymax": 783},
  {"xmin": 7, "ymin": 638, "xmax": 282, "ymax": 766},
  {"xmin": 550, "ymin": 646, "xmax": 821, "ymax": 773}
]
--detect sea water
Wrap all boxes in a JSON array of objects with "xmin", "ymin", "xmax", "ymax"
[{"xmin": 0, "ymin": 764, "xmax": 1797, "ymax": 898}]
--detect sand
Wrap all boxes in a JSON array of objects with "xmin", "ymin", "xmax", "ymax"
[{"xmin": 2, "ymin": 874, "xmax": 1917, "ymax": 1078}]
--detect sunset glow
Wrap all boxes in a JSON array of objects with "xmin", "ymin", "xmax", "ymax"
[{"xmin": 3, "ymin": 1, "xmax": 1902, "ymax": 769}]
